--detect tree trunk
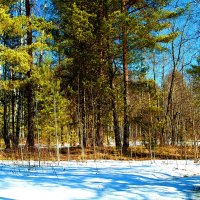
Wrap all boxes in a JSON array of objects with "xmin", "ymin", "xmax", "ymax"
[
  {"xmin": 26, "ymin": 0, "xmax": 34, "ymax": 148},
  {"xmin": 122, "ymin": 0, "xmax": 129, "ymax": 154},
  {"xmin": 112, "ymin": 99, "xmax": 121, "ymax": 149},
  {"xmin": 109, "ymin": 64, "xmax": 121, "ymax": 149},
  {"xmin": 81, "ymin": 89, "xmax": 87, "ymax": 148},
  {"xmin": 95, "ymin": 0, "xmax": 104, "ymax": 148},
  {"xmin": 3, "ymin": 93, "xmax": 10, "ymax": 149},
  {"xmin": 104, "ymin": 0, "xmax": 121, "ymax": 149},
  {"xmin": 95, "ymin": 104, "xmax": 103, "ymax": 147},
  {"xmin": 15, "ymin": 90, "xmax": 22, "ymax": 147},
  {"xmin": 11, "ymin": 87, "xmax": 15, "ymax": 147},
  {"xmin": 160, "ymin": 56, "xmax": 166, "ymax": 146}
]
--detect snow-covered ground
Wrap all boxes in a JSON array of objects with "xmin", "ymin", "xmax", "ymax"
[{"xmin": 0, "ymin": 160, "xmax": 199, "ymax": 200}]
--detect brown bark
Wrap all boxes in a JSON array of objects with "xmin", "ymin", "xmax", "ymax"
[
  {"xmin": 95, "ymin": 0, "xmax": 105, "ymax": 147},
  {"xmin": 3, "ymin": 93, "xmax": 10, "ymax": 149},
  {"xmin": 11, "ymin": 90, "xmax": 15, "ymax": 147},
  {"xmin": 122, "ymin": 0, "xmax": 129, "ymax": 154},
  {"xmin": 109, "ymin": 63, "xmax": 122, "ymax": 149},
  {"xmin": 26, "ymin": 0, "xmax": 35, "ymax": 148},
  {"xmin": 112, "ymin": 94, "xmax": 121, "ymax": 149},
  {"xmin": 104, "ymin": 0, "xmax": 121, "ymax": 149},
  {"xmin": 81, "ymin": 89, "xmax": 87, "ymax": 148},
  {"xmin": 15, "ymin": 90, "xmax": 22, "ymax": 147}
]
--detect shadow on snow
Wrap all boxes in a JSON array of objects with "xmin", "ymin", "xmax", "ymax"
[{"xmin": 0, "ymin": 161, "xmax": 199, "ymax": 200}]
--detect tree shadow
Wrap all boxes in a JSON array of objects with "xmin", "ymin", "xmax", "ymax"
[{"xmin": 0, "ymin": 161, "xmax": 199, "ymax": 199}]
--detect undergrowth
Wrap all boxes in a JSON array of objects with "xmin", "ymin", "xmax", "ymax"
[{"xmin": 0, "ymin": 145, "xmax": 198, "ymax": 161}]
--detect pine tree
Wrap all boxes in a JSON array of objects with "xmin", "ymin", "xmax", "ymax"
[
  {"xmin": 117, "ymin": 0, "xmax": 183, "ymax": 154},
  {"xmin": 51, "ymin": 0, "xmax": 184, "ymax": 153},
  {"xmin": 0, "ymin": 0, "xmax": 53, "ymax": 149}
]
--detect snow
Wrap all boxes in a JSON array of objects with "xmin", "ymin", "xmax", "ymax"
[{"xmin": 0, "ymin": 160, "xmax": 200, "ymax": 200}]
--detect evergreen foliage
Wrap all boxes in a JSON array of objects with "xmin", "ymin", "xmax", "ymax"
[{"xmin": 0, "ymin": 0, "xmax": 198, "ymax": 157}]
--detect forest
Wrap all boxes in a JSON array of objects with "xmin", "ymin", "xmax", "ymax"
[{"xmin": 0, "ymin": 0, "xmax": 200, "ymax": 160}]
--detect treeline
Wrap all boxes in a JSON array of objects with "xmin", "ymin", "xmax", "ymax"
[{"xmin": 0, "ymin": 0, "xmax": 200, "ymax": 155}]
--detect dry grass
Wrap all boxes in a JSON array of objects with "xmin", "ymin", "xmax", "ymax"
[{"xmin": 0, "ymin": 145, "xmax": 198, "ymax": 161}]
